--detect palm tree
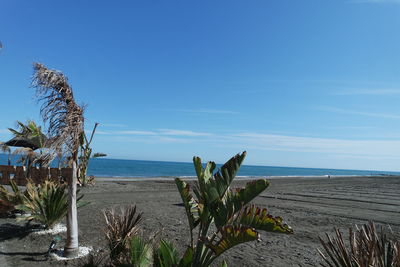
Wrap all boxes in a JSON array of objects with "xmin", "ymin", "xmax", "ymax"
[
  {"xmin": 7, "ymin": 120, "xmax": 53, "ymax": 169},
  {"xmin": 0, "ymin": 142, "xmax": 11, "ymax": 165},
  {"xmin": 8, "ymin": 120, "xmax": 47, "ymax": 149},
  {"xmin": 32, "ymin": 62, "xmax": 84, "ymax": 257}
]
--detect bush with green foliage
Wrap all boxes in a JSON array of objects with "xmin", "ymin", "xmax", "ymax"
[
  {"xmin": 171, "ymin": 151, "xmax": 293, "ymax": 266},
  {"xmin": 16, "ymin": 179, "xmax": 87, "ymax": 229},
  {"xmin": 318, "ymin": 221, "xmax": 400, "ymax": 267},
  {"xmin": 108, "ymin": 152, "xmax": 292, "ymax": 267},
  {"xmin": 103, "ymin": 205, "xmax": 143, "ymax": 264}
]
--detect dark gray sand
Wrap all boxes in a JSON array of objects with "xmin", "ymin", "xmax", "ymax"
[{"xmin": 1, "ymin": 176, "xmax": 399, "ymax": 266}]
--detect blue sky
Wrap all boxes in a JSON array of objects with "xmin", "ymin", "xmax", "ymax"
[{"xmin": 1, "ymin": 0, "xmax": 400, "ymax": 171}]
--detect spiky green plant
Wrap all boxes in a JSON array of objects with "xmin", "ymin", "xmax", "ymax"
[
  {"xmin": 16, "ymin": 180, "xmax": 86, "ymax": 229},
  {"xmin": 154, "ymin": 240, "xmax": 181, "ymax": 267},
  {"xmin": 171, "ymin": 151, "xmax": 293, "ymax": 266},
  {"xmin": 17, "ymin": 180, "xmax": 68, "ymax": 228},
  {"xmin": 103, "ymin": 205, "xmax": 143, "ymax": 264},
  {"xmin": 129, "ymin": 235, "xmax": 154, "ymax": 267},
  {"xmin": 318, "ymin": 221, "xmax": 400, "ymax": 267},
  {"xmin": 0, "ymin": 180, "xmax": 26, "ymax": 208}
]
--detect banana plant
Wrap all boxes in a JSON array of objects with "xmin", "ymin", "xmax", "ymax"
[
  {"xmin": 174, "ymin": 151, "xmax": 293, "ymax": 266},
  {"xmin": 78, "ymin": 122, "xmax": 106, "ymax": 186}
]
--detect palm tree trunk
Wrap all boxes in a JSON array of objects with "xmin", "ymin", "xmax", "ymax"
[{"xmin": 64, "ymin": 152, "xmax": 79, "ymax": 257}]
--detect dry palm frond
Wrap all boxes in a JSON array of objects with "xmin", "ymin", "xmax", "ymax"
[
  {"xmin": 32, "ymin": 63, "xmax": 84, "ymax": 154},
  {"xmin": 103, "ymin": 205, "xmax": 143, "ymax": 263},
  {"xmin": 318, "ymin": 221, "xmax": 400, "ymax": 267}
]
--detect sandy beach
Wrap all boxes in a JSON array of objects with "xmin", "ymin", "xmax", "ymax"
[{"xmin": 1, "ymin": 175, "xmax": 399, "ymax": 266}]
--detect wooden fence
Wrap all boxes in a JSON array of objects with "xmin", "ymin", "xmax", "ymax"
[{"xmin": 0, "ymin": 165, "xmax": 72, "ymax": 186}]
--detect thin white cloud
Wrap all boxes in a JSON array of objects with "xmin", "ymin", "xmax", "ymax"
[
  {"xmin": 96, "ymin": 127, "xmax": 400, "ymax": 160},
  {"xmin": 351, "ymin": 0, "xmax": 400, "ymax": 3},
  {"xmin": 96, "ymin": 130, "xmax": 156, "ymax": 135},
  {"xmin": 116, "ymin": 130, "xmax": 157, "ymax": 135},
  {"xmin": 100, "ymin": 123, "xmax": 127, "ymax": 128},
  {"xmin": 96, "ymin": 129, "xmax": 212, "ymax": 137},
  {"xmin": 334, "ymin": 89, "xmax": 400, "ymax": 95},
  {"xmin": 319, "ymin": 106, "xmax": 400, "ymax": 119},
  {"xmin": 158, "ymin": 129, "xmax": 213, "ymax": 137},
  {"xmin": 175, "ymin": 108, "xmax": 239, "ymax": 115},
  {"xmin": 229, "ymin": 132, "xmax": 400, "ymax": 157},
  {"xmin": 110, "ymin": 135, "xmax": 191, "ymax": 144},
  {"xmin": 325, "ymin": 126, "xmax": 375, "ymax": 130}
]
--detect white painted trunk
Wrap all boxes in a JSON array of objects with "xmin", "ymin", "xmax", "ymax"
[{"xmin": 64, "ymin": 159, "xmax": 79, "ymax": 257}]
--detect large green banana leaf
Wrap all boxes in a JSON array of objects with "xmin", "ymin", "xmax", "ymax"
[
  {"xmin": 207, "ymin": 225, "xmax": 259, "ymax": 256},
  {"xmin": 193, "ymin": 157, "xmax": 215, "ymax": 195},
  {"xmin": 175, "ymin": 178, "xmax": 200, "ymax": 230},
  {"xmin": 213, "ymin": 152, "xmax": 246, "ymax": 199},
  {"xmin": 237, "ymin": 205, "xmax": 293, "ymax": 234},
  {"xmin": 211, "ymin": 179, "xmax": 269, "ymax": 229}
]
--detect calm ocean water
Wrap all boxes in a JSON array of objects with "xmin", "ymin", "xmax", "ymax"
[{"xmin": 1, "ymin": 153, "xmax": 399, "ymax": 177}]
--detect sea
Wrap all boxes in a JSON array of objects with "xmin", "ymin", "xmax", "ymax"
[{"xmin": 1, "ymin": 153, "xmax": 399, "ymax": 178}]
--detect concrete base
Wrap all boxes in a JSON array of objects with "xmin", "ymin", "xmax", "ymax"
[{"xmin": 63, "ymin": 246, "xmax": 79, "ymax": 258}]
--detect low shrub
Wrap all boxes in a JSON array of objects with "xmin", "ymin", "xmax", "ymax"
[
  {"xmin": 17, "ymin": 179, "xmax": 87, "ymax": 229},
  {"xmin": 318, "ymin": 221, "xmax": 400, "ymax": 267},
  {"xmin": 103, "ymin": 205, "xmax": 143, "ymax": 264}
]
